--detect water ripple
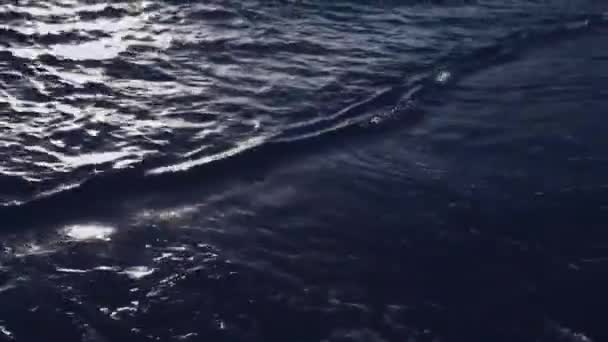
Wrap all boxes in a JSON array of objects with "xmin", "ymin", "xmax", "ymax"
[{"xmin": 0, "ymin": 0, "xmax": 605, "ymax": 206}]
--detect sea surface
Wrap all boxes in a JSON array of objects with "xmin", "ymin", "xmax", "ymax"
[{"xmin": 1, "ymin": 0, "xmax": 608, "ymax": 341}]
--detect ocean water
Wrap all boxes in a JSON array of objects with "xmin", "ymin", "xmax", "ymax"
[{"xmin": 1, "ymin": 0, "xmax": 608, "ymax": 341}]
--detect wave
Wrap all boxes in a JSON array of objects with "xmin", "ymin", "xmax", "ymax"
[{"xmin": 1, "ymin": 13, "xmax": 606, "ymax": 227}]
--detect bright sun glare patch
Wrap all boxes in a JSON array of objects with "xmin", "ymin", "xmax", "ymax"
[{"xmin": 63, "ymin": 224, "xmax": 116, "ymax": 241}]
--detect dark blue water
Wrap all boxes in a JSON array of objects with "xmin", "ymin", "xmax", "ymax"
[{"xmin": 1, "ymin": 1, "xmax": 608, "ymax": 341}]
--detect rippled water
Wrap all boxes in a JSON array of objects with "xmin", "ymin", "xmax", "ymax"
[{"xmin": 1, "ymin": 0, "xmax": 608, "ymax": 341}]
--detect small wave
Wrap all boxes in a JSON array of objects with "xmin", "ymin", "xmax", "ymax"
[
  {"xmin": 0, "ymin": 27, "xmax": 99, "ymax": 46},
  {"xmin": 187, "ymin": 7, "xmax": 239, "ymax": 21},
  {"xmin": 147, "ymin": 136, "xmax": 268, "ymax": 175},
  {"xmin": 103, "ymin": 59, "xmax": 176, "ymax": 82},
  {"xmin": 1, "ymin": 10, "xmax": 606, "ymax": 225},
  {"xmin": 0, "ymin": 10, "xmax": 33, "ymax": 22},
  {"xmin": 77, "ymin": 6, "xmax": 132, "ymax": 21}
]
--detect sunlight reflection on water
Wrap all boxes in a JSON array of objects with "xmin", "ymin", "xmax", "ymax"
[{"xmin": 62, "ymin": 223, "xmax": 116, "ymax": 241}]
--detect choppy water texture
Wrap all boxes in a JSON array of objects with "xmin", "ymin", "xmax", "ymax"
[{"xmin": 1, "ymin": 0, "xmax": 608, "ymax": 341}]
